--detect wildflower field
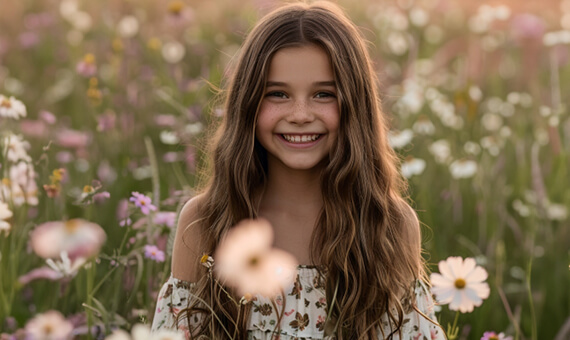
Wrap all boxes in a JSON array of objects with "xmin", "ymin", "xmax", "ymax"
[{"xmin": 0, "ymin": 0, "xmax": 569, "ymax": 339}]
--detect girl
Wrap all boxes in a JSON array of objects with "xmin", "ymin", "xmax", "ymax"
[{"xmin": 152, "ymin": 1, "xmax": 445, "ymax": 339}]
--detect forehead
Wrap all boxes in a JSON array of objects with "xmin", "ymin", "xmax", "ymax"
[{"xmin": 267, "ymin": 45, "xmax": 334, "ymax": 83}]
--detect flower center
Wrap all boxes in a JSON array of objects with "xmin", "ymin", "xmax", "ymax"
[
  {"xmin": 489, "ymin": 336, "xmax": 499, "ymax": 340},
  {"xmin": 65, "ymin": 220, "xmax": 80, "ymax": 234},
  {"xmin": 454, "ymin": 278, "xmax": 466, "ymax": 289},
  {"xmin": 168, "ymin": 0, "xmax": 184, "ymax": 15},
  {"xmin": 249, "ymin": 256, "xmax": 259, "ymax": 267},
  {"xmin": 42, "ymin": 324, "xmax": 54, "ymax": 334},
  {"xmin": 0, "ymin": 99, "xmax": 11, "ymax": 108}
]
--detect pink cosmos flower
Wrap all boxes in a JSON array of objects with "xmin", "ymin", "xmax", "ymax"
[
  {"xmin": 39, "ymin": 110, "xmax": 57, "ymax": 124},
  {"xmin": 76, "ymin": 53, "xmax": 97, "ymax": 77},
  {"xmin": 56, "ymin": 129, "xmax": 91, "ymax": 149},
  {"xmin": 144, "ymin": 245, "xmax": 165, "ymax": 262},
  {"xmin": 30, "ymin": 219, "xmax": 106, "ymax": 260},
  {"xmin": 153, "ymin": 211, "xmax": 176, "ymax": 228},
  {"xmin": 130, "ymin": 192, "xmax": 157, "ymax": 215},
  {"xmin": 430, "ymin": 257, "xmax": 490, "ymax": 313},
  {"xmin": 25, "ymin": 310, "xmax": 73, "ymax": 340},
  {"xmin": 215, "ymin": 219, "xmax": 298, "ymax": 297},
  {"xmin": 481, "ymin": 331, "xmax": 513, "ymax": 340}
]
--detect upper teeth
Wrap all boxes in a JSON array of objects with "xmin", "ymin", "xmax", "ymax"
[{"xmin": 282, "ymin": 134, "xmax": 320, "ymax": 143}]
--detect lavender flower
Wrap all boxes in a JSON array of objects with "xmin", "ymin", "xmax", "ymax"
[
  {"xmin": 129, "ymin": 192, "xmax": 157, "ymax": 215},
  {"xmin": 144, "ymin": 245, "xmax": 165, "ymax": 262}
]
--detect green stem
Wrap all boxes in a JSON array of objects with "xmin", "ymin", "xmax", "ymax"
[
  {"xmin": 447, "ymin": 311, "xmax": 460, "ymax": 340},
  {"xmin": 526, "ymin": 257, "xmax": 537, "ymax": 340},
  {"xmin": 86, "ymin": 262, "xmax": 94, "ymax": 340}
]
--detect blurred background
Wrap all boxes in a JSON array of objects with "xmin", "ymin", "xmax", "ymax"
[{"xmin": 0, "ymin": 0, "xmax": 569, "ymax": 339}]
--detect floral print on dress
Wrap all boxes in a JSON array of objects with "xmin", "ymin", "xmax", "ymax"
[{"xmin": 151, "ymin": 267, "xmax": 446, "ymax": 340}]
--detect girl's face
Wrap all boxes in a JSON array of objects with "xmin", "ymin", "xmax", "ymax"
[{"xmin": 256, "ymin": 44, "xmax": 339, "ymax": 173}]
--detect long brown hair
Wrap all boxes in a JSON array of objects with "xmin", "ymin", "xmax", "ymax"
[{"xmin": 180, "ymin": 2, "xmax": 426, "ymax": 339}]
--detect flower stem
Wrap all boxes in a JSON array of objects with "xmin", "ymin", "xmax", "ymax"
[{"xmin": 447, "ymin": 311, "xmax": 460, "ymax": 340}]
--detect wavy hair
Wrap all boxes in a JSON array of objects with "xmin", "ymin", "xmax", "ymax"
[{"xmin": 180, "ymin": 2, "xmax": 426, "ymax": 339}]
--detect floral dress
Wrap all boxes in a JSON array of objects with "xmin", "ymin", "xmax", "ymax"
[{"xmin": 151, "ymin": 266, "xmax": 446, "ymax": 340}]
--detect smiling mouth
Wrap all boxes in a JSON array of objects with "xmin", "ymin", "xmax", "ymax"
[{"xmin": 281, "ymin": 134, "xmax": 321, "ymax": 143}]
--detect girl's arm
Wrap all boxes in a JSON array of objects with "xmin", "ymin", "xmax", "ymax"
[{"xmin": 172, "ymin": 195, "xmax": 204, "ymax": 282}]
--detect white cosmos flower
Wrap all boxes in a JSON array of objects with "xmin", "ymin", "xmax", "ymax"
[
  {"xmin": 430, "ymin": 256, "xmax": 490, "ymax": 313},
  {"xmin": 546, "ymin": 203, "xmax": 568, "ymax": 221},
  {"xmin": 215, "ymin": 219, "xmax": 298, "ymax": 297},
  {"xmin": 159, "ymin": 130, "xmax": 180, "ymax": 145},
  {"xmin": 428, "ymin": 139, "xmax": 451, "ymax": 164},
  {"xmin": 69, "ymin": 11, "xmax": 92, "ymax": 32},
  {"xmin": 25, "ymin": 311, "xmax": 74, "ymax": 339},
  {"xmin": 412, "ymin": 115, "xmax": 435, "ymax": 135},
  {"xmin": 387, "ymin": 31, "xmax": 409, "ymax": 55},
  {"xmin": 388, "ymin": 129, "xmax": 413, "ymax": 149},
  {"xmin": 46, "ymin": 251, "xmax": 87, "ymax": 278},
  {"xmin": 463, "ymin": 141, "xmax": 481, "ymax": 155},
  {"xmin": 449, "ymin": 159, "xmax": 477, "ymax": 179},
  {"xmin": 401, "ymin": 157, "xmax": 426, "ymax": 178},
  {"xmin": 117, "ymin": 15, "xmax": 139, "ymax": 38},
  {"xmin": 0, "ymin": 95, "xmax": 27, "ymax": 119},
  {"xmin": 481, "ymin": 112, "xmax": 503, "ymax": 131},
  {"xmin": 3, "ymin": 134, "xmax": 32, "ymax": 162},
  {"xmin": 0, "ymin": 201, "xmax": 12, "ymax": 233},
  {"xmin": 162, "ymin": 41, "xmax": 186, "ymax": 64}
]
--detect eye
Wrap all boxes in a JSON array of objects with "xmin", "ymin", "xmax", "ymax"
[
  {"xmin": 266, "ymin": 91, "xmax": 288, "ymax": 99},
  {"xmin": 315, "ymin": 92, "xmax": 336, "ymax": 99}
]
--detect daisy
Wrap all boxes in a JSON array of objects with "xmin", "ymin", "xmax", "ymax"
[
  {"xmin": 0, "ymin": 95, "xmax": 27, "ymax": 119},
  {"xmin": 30, "ymin": 219, "xmax": 106, "ymax": 260},
  {"xmin": 430, "ymin": 257, "xmax": 490, "ymax": 313},
  {"xmin": 428, "ymin": 139, "xmax": 451, "ymax": 164},
  {"xmin": 215, "ymin": 219, "xmax": 298, "ymax": 297},
  {"xmin": 3, "ymin": 134, "xmax": 32, "ymax": 163},
  {"xmin": 25, "ymin": 310, "xmax": 74, "ymax": 340},
  {"xmin": 162, "ymin": 41, "xmax": 186, "ymax": 64}
]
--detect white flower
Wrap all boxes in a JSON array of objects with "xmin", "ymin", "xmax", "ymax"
[
  {"xmin": 1, "ymin": 161, "xmax": 39, "ymax": 206},
  {"xmin": 159, "ymin": 130, "xmax": 180, "ymax": 145},
  {"xmin": 409, "ymin": 7, "xmax": 429, "ymax": 27},
  {"xmin": 0, "ymin": 201, "xmax": 12, "ymax": 233},
  {"xmin": 449, "ymin": 159, "xmax": 477, "ymax": 179},
  {"xmin": 388, "ymin": 129, "xmax": 413, "ymax": 149},
  {"xmin": 401, "ymin": 157, "xmax": 426, "ymax": 178},
  {"xmin": 30, "ymin": 219, "xmax": 106, "ymax": 260},
  {"xmin": 25, "ymin": 310, "xmax": 74, "ymax": 340},
  {"xmin": 429, "ymin": 139, "xmax": 451, "ymax": 164},
  {"xmin": 412, "ymin": 115, "xmax": 435, "ymax": 135},
  {"xmin": 430, "ymin": 257, "xmax": 490, "ymax": 313},
  {"xmin": 3, "ymin": 134, "xmax": 32, "ymax": 162},
  {"xmin": 480, "ymin": 136, "xmax": 502, "ymax": 156},
  {"xmin": 69, "ymin": 11, "xmax": 93, "ymax": 32},
  {"xmin": 469, "ymin": 86, "xmax": 483, "ymax": 102},
  {"xmin": 0, "ymin": 95, "xmax": 27, "ymax": 119},
  {"xmin": 481, "ymin": 113, "xmax": 503, "ymax": 131},
  {"xmin": 399, "ymin": 80, "xmax": 424, "ymax": 114},
  {"xmin": 463, "ymin": 141, "xmax": 481, "ymax": 155},
  {"xmin": 215, "ymin": 219, "xmax": 298, "ymax": 297},
  {"xmin": 387, "ymin": 31, "xmax": 409, "ymax": 55},
  {"xmin": 117, "ymin": 15, "xmax": 139, "ymax": 38},
  {"xmin": 546, "ymin": 203, "xmax": 568, "ymax": 221},
  {"xmin": 162, "ymin": 41, "xmax": 186, "ymax": 64},
  {"xmin": 46, "ymin": 251, "xmax": 87, "ymax": 278},
  {"xmin": 512, "ymin": 199, "xmax": 530, "ymax": 217}
]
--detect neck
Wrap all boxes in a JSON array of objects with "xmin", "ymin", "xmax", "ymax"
[{"xmin": 260, "ymin": 161, "xmax": 324, "ymax": 212}]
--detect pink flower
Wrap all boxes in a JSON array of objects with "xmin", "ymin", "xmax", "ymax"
[
  {"xmin": 93, "ymin": 191, "xmax": 111, "ymax": 203},
  {"xmin": 510, "ymin": 13, "xmax": 546, "ymax": 42},
  {"xmin": 144, "ymin": 245, "xmax": 165, "ymax": 262},
  {"xmin": 20, "ymin": 119, "xmax": 48, "ymax": 138},
  {"xmin": 39, "ymin": 110, "xmax": 56, "ymax": 124},
  {"xmin": 76, "ymin": 53, "xmax": 97, "ymax": 77},
  {"xmin": 153, "ymin": 211, "xmax": 176, "ymax": 228},
  {"xmin": 430, "ymin": 257, "xmax": 490, "ymax": 313},
  {"xmin": 56, "ymin": 129, "xmax": 91, "ymax": 149},
  {"xmin": 130, "ymin": 192, "xmax": 157, "ymax": 215},
  {"xmin": 481, "ymin": 331, "xmax": 513, "ymax": 340},
  {"xmin": 25, "ymin": 310, "xmax": 73, "ymax": 340},
  {"xmin": 215, "ymin": 219, "xmax": 298, "ymax": 297},
  {"xmin": 30, "ymin": 219, "xmax": 106, "ymax": 260}
]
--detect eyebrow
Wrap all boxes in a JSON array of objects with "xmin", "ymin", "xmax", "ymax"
[{"xmin": 265, "ymin": 81, "xmax": 336, "ymax": 87}]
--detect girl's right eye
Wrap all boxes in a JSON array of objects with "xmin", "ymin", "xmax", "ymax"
[{"xmin": 266, "ymin": 91, "xmax": 288, "ymax": 99}]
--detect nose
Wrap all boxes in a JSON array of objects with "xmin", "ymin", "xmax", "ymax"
[{"xmin": 286, "ymin": 100, "xmax": 314, "ymax": 125}]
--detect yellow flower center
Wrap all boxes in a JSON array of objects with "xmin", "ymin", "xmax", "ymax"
[
  {"xmin": 83, "ymin": 53, "xmax": 95, "ymax": 64},
  {"xmin": 65, "ymin": 220, "xmax": 80, "ymax": 234},
  {"xmin": 147, "ymin": 37, "xmax": 161, "ymax": 51},
  {"xmin": 454, "ymin": 278, "xmax": 466, "ymax": 289},
  {"xmin": 0, "ymin": 99, "xmax": 11, "ymax": 108},
  {"xmin": 42, "ymin": 324, "xmax": 54, "ymax": 334},
  {"xmin": 249, "ymin": 256, "xmax": 259, "ymax": 267},
  {"xmin": 1, "ymin": 178, "xmax": 11, "ymax": 186},
  {"xmin": 200, "ymin": 254, "xmax": 210, "ymax": 263},
  {"xmin": 83, "ymin": 185, "xmax": 94, "ymax": 193},
  {"xmin": 168, "ymin": 1, "xmax": 185, "ymax": 15},
  {"xmin": 489, "ymin": 336, "xmax": 499, "ymax": 340}
]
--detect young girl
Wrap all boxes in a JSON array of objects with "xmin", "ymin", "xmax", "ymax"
[{"xmin": 152, "ymin": 2, "xmax": 445, "ymax": 339}]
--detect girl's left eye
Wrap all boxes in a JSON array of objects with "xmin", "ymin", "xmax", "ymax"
[{"xmin": 315, "ymin": 92, "xmax": 335, "ymax": 98}]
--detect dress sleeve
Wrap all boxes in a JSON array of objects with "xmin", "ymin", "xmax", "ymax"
[
  {"xmin": 151, "ymin": 274, "xmax": 195, "ymax": 336},
  {"xmin": 409, "ymin": 280, "xmax": 447, "ymax": 340}
]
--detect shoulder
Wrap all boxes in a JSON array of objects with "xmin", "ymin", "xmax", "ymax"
[{"xmin": 171, "ymin": 194, "xmax": 206, "ymax": 282}]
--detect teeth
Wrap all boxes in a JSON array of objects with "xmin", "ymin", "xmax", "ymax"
[{"xmin": 282, "ymin": 134, "xmax": 320, "ymax": 143}]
